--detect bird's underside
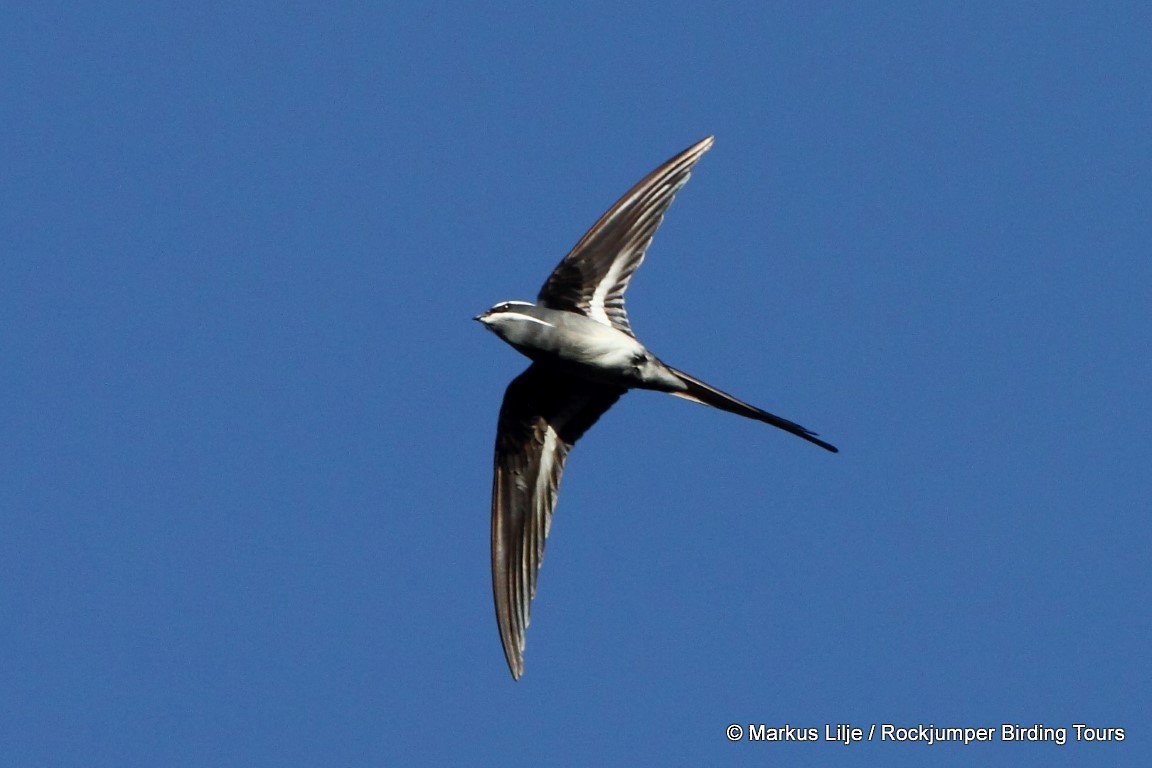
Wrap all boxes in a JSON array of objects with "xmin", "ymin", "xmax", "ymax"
[{"xmin": 478, "ymin": 136, "xmax": 837, "ymax": 679}]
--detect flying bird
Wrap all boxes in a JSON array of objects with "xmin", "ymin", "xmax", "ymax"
[{"xmin": 475, "ymin": 136, "xmax": 837, "ymax": 679}]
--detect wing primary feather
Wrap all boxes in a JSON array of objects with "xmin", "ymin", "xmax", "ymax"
[
  {"xmin": 490, "ymin": 364, "xmax": 625, "ymax": 679},
  {"xmin": 537, "ymin": 136, "xmax": 715, "ymax": 337}
]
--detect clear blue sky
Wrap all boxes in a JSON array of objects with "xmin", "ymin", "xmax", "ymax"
[{"xmin": 3, "ymin": 3, "xmax": 1148, "ymax": 766}]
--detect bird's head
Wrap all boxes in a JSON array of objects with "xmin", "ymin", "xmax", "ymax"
[{"xmin": 474, "ymin": 301, "xmax": 545, "ymax": 341}]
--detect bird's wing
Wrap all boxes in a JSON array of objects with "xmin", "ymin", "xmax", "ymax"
[
  {"xmin": 536, "ymin": 136, "xmax": 714, "ymax": 338},
  {"xmin": 491, "ymin": 363, "xmax": 625, "ymax": 679}
]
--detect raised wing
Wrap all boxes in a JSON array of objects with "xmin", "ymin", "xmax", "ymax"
[
  {"xmin": 491, "ymin": 364, "xmax": 625, "ymax": 679},
  {"xmin": 537, "ymin": 136, "xmax": 714, "ymax": 337}
]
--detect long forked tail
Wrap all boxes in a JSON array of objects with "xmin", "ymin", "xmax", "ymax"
[{"xmin": 666, "ymin": 366, "xmax": 838, "ymax": 453}]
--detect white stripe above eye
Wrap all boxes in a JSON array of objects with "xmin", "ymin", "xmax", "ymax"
[{"xmin": 501, "ymin": 312, "xmax": 555, "ymax": 328}]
